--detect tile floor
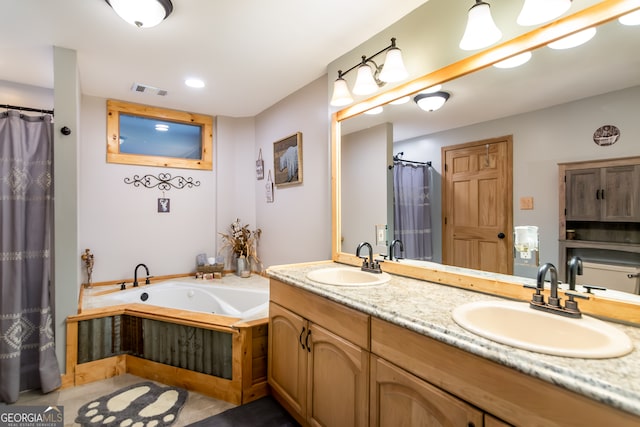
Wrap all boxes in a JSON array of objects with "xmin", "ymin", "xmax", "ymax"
[{"xmin": 4, "ymin": 374, "xmax": 236, "ymax": 426}]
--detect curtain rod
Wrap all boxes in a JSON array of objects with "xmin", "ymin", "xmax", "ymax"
[
  {"xmin": 388, "ymin": 153, "xmax": 431, "ymax": 169},
  {"xmin": 1, "ymin": 104, "xmax": 54, "ymax": 115}
]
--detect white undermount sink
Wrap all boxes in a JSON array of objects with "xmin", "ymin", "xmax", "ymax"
[
  {"xmin": 452, "ymin": 300, "xmax": 633, "ymax": 358},
  {"xmin": 306, "ymin": 267, "xmax": 390, "ymax": 287}
]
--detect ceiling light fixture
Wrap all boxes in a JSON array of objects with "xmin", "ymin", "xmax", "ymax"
[
  {"xmin": 459, "ymin": 1, "xmax": 502, "ymax": 51},
  {"xmin": 330, "ymin": 38, "xmax": 408, "ymax": 107},
  {"xmin": 493, "ymin": 51, "xmax": 533, "ymax": 69},
  {"xmin": 106, "ymin": 0, "xmax": 173, "ymax": 28},
  {"xmin": 517, "ymin": 0, "xmax": 572, "ymax": 26},
  {"xmin": 547, "ymin": 27, "xmax": 596, "ymax": 50},
  {"xmin": 414, "ymin": 91, "xmax": 451, "ymax": 112}
]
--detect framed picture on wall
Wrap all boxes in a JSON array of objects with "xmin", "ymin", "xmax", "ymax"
[{"xmin": 273, "ymin": 132, "xmax": 302, "ymax": 187}]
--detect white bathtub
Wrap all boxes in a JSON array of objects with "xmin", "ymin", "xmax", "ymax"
[{"xmin": 93, "ymin": 278, "xmax": 269, "ymax": 320}]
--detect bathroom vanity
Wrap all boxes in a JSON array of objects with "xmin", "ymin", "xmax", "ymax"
[{"xmin": 267, "ymin": 262, "xmax": 640, "ymax": 427}]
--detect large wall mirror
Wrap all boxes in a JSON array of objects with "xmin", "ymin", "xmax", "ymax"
[
  {"xmin": 107, "ymin": 99, "xmax": 214, "ymax": 170},
  {"xmin": 332, "ymin": 2, "xmax": 640, "ymax": 323}
]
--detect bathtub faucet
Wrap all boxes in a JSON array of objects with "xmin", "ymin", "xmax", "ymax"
[{"xmin": 133, "ymin": 263, "xmax": 152, "ymax": 287}]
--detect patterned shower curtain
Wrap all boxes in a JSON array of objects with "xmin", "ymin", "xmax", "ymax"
[
  {"xmin": 0, "ymin": 111, "xmax": 60, "ymax": 403},
  {"xmin": 393, "ymin": 161, "xmax": 433, "ymax": 261}
]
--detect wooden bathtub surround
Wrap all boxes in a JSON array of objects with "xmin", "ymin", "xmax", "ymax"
[
  {"xmin": 64, "ymin": 305, "xmax": 268, "ymax": 405},
  {"xmin": 268, "ymin": 278, "xmax": 640, "ymax": 427}
]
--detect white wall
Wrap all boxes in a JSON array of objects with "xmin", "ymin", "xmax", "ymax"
[
  {"xmin": 79, "ymin": 96, "xmax": 217, "ymax": 282},
  {"xmin": 342, "ymin": 123, "xmax": 392, "ymax": 254},
  {"xmin": 215, "ymin": 116, "xmax": 258, "ymax": 270},
  {"xmin": 255, "ymin": 76, "xmax": 331, "ymax": 267},
  {"xmin": 1, "ymin": 80, "xmax": 53, "ymax": 110},
  {"xmin": 395, "ymin": 85, "xmax": 640, "ymax": 277}
]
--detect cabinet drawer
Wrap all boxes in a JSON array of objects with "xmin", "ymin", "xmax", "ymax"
[{"xmin": 270, "ymin": 279, "xmax": 370, "ymax": 349}]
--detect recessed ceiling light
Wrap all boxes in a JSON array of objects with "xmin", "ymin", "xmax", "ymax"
[{"xmin": 185, "ymin": 78, "xmax": 205, "ymax": 88}]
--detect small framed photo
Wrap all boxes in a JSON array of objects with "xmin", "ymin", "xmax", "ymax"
[
  {"xmin": 273, "ymin": 132, "xmax": 302, "ymax": 187},
  {"xmin": 157, "ymin": 198, "xmax": 170, "ymax": 213},
  {"xmin": 256, "ymin": 148, "xmax": 265, "ymax": 180}
]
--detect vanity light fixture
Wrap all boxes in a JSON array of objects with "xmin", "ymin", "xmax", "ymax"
[
  {"xmin": 517, "ymin": 0, "xmax": 572, "ymax": 26},
  {"xmin": 414, "ymin": 91, "xmax": 450, "ymax": 112},
  {"xmin": 619, "ymin": 9, "xmax": 640, "ymax": 26},
  {"xmin": 330, "ymin": 38, "xmax": 408, "ymax": 106},
  {"xmin": 547, "ymin": 27, "xmax": 596, "ymax": 50},
  {"xmin": 493, "ymin": 51, "xmax": 532, "ymax": 69},
  {"xmin": 106, "ymin": 0, "xmax": 173, "ymax": 28},
  {"xmin": 459, "ymin": 0, "xmax": 502, "ymax": 51}
]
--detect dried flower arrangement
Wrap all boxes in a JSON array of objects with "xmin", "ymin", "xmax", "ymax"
[{"xmin": 219, "ymin": 218, "xmax": 262, "ymax": 270}]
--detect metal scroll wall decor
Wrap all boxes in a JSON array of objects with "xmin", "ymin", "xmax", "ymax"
[{"xmin": 124, "ymin": 172, "xmax": 201, "ymax": 213}]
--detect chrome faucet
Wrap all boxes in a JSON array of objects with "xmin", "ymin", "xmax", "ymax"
[
  {"xmin": 528, "ymin": 262, "xmax": 587, "ymax": 318},
  {"xmin": 567, "ymin": 256, "xmax": 583, "ymax": 291},
  {"xmin": 389, "ymin": 239, "xmax": 404, "ymax": 262},
  {"xmin": 356, "ymin": 242, "xmax": 382, "ymax": 273},
  {"xmin": 133, "ymin": 263, "xmax": 151, "ymax": 287}
]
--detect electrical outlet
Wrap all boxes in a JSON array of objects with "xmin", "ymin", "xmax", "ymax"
[{"xmin": 375, "ymin": 224, "xmax": 387, "ymax": 246}]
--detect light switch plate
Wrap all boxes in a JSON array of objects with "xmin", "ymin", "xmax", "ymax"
[
  {"xmin": 520, "ymin": 197, "xmax": 534, "ymax": 210},
  {"xmin": 375, "ymin": 224, "xmax": 387, "ymax": 246}
]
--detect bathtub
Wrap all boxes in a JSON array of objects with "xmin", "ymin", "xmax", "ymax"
[
  {"xmin": 70, "ymin": 275, "xmax": 271, "ymax": 405},
  {"xmin": 95, "ymin": 279, "xmax": 269, "ymax": 320}
]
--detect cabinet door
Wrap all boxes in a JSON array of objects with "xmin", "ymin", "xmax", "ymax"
[
  {"xmin": 370, "ymin": 356, "xmax": 483, "ymax": 427},
  {"xmin": 485, "ymin": 414, "xmax": 514, "ymax": 427},
  {"xmin": 566, "ymin": 168, "xmax": 601, "ymax": 220},
  {"xmin": 601, "ymin": 165, "xmax": 640, "ymax": 221},
  {"xmin": 268, "ymin": 302, "xmax": 308, "ymax": 418},
  {"xmin": 307, "ymin": 323, "xmax": 369, "ymax": 427}
]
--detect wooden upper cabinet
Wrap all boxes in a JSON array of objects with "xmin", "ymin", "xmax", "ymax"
[
  {"xmin": 601, "ymin": 165, "xmax": 640, "ymax": 221},
  {"xmin": 565, "ymin": 164, "xmax": 640, "ymax": 222}
]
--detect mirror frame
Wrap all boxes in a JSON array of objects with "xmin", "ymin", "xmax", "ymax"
[
  {"xmin": 331, "ymin": 0, "xmax": 640, "ymax": 324},
  {"xmin": 107, "ymin": 99, "xmax": 214, "ymax": 170}
]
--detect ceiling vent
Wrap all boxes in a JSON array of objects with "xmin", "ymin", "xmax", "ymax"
[{"xmin": 131, "ymin": 83, "xmax": 168, "ymax": 96}]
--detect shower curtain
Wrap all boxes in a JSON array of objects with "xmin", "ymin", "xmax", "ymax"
[
  {"xmin": 393, "ymin": 161, "xmax": 432, "ymax": 261},
  {"xmin": 0, "ymin": 111, "xmax": 60, "ymax": 403}
]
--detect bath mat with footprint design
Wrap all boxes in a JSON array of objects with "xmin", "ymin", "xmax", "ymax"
[{"xmin": 75, "ymin": 382, "xmax": 188, "ymax": 427}]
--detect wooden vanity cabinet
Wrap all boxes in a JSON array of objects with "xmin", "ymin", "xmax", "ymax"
[
  {"xmin": 565, "ymin": 165, "xmax": 640, "ymax": 222},
  {"xmin": 269, "ymin": 278, "xmax": 638, "ymax": 426},
  {"xmin": 370, "ymin": 356, "xmax": 484, "ymax": 427},
  {"xmin": 268, "ymin": 280, "xmax": 369, "ymax": 427}
]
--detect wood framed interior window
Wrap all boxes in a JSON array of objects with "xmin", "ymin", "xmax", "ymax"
[{"xmin": 107, "ymin": 99, "xmax": 214, "ymax": 170}]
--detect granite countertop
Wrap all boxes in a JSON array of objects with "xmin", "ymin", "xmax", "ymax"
[{"xmin": 266, "ymin": 261, "xmax": 640, "ymax": 417}]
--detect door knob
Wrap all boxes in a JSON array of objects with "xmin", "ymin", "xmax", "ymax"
[{"xmin": 497, "ymin": 232, "xmax": 506, "ymax": 239}]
